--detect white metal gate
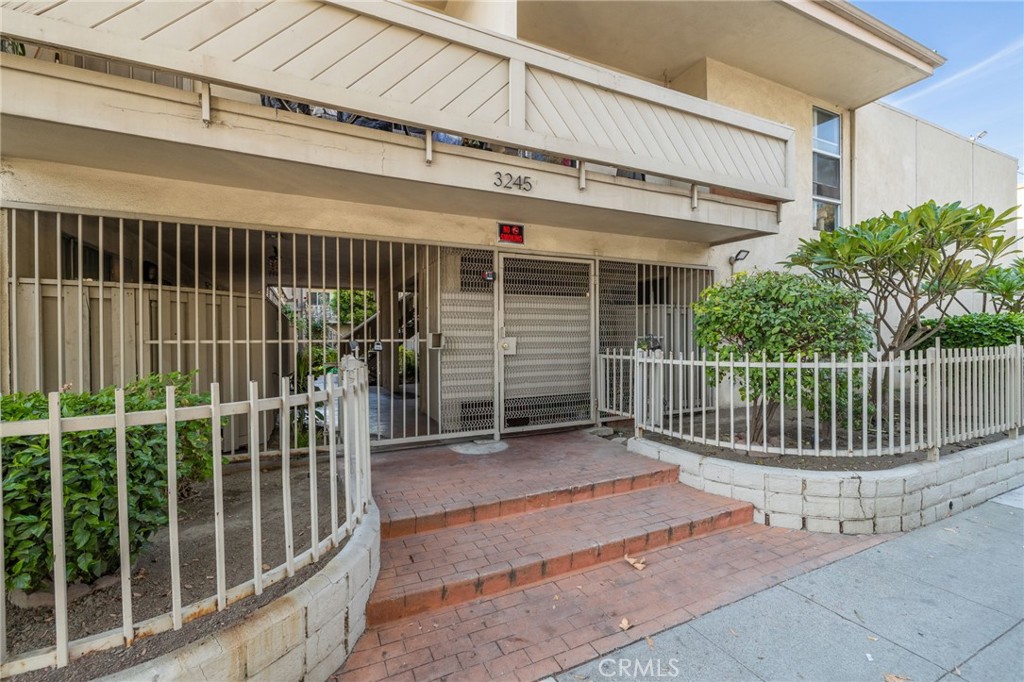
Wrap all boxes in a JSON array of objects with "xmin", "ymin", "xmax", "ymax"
[{"xmin": 499, "ymin": 255, "xmax": 595, "ymax": 432}]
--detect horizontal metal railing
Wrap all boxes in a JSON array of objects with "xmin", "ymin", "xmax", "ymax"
[
  {"xmin": 605, "ymin": 341, "xmax": 1023, "ymax": 457},
  {"xmin": 0, "ymin": 357, "xmax": 372, "ymax": 676}
]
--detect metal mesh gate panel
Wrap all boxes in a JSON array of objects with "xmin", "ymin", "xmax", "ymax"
[
  {"xmin": 438, "ymin": 248, "xmax": 496, "ymax": 434},
  {"xmin": 501, "ymin": 257, "xmax": 593, "ymax": 430}
]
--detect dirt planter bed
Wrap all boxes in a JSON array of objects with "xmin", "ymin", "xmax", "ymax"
[
  {"xmin": 629, "ymin": 437, "xmax": 1024, "ymax": 534},
  {"xmin": 98, "ymin": 500, "xmax": 381, "ymax": 682}
]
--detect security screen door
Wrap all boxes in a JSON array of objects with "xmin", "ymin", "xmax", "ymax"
[{"xmin": 499, "ymin": 255, "xmax": 595, "ymax": 432}]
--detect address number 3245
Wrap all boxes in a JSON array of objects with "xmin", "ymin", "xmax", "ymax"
[{"xmin": 493, "ymin": 172, "xmax": 533, "ymax": 192}]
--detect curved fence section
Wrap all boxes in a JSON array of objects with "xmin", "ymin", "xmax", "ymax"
[
  {"xmin": 0, "ymin": 357, "xmax": 372, "ymax": 677},
  {"xmin": 602, "ymin": 341, "xmax": 1024, "ymax": 457}
]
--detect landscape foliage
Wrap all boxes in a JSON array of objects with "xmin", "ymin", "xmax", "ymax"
[
  {"xmin": 693, "ymin": 270, "xmax": 873, "ymax": 435},
  {"xmin": 1, "ymin": 373, "xmax": 213, "ymax": 592},
  {"xmin": 784, "ymin": 201, "xmax": 1018, "ymax": 357}
]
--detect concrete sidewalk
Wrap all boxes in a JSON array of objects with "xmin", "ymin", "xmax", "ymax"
[{"xmin": 557, "ymin": 488, "xmax": 1024, "ymax": 682}]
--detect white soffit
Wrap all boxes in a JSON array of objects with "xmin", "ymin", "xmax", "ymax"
[{"xmin": 515, "ymin": 0, "xmax": 945, "ymax": 109}]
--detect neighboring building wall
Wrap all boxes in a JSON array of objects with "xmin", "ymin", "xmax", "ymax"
[
  {"xmin": 853, "ymin": 103, "xmax": 1019, "ymax": 313},
  {"xmin": 852, "ymin": 102, "xmax": 1018, "ymax": 221}
]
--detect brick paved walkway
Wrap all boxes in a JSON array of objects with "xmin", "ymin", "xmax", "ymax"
[
  {"xmin": 371, "ymin": 431, "xmax": 677, "ymax": 538},
  {"xmin": 335, "ymin": 432, "xmax": 887, "ymax": 682}
]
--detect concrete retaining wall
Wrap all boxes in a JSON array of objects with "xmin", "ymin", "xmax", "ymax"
[
  {"xmin": 630, "ymin": 438, "xmax": 1024, "ymax": 534},
  {"xmin": 101, "ymin": 501, "xmax": 381, "ymax": 682}
]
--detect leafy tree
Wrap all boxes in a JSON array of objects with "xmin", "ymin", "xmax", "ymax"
[
  {"xmin": 693, "ymin": 271, "xmax": 872, "ymax": 438},
  {"xmin": 783, "ymin": 201, "xmax": 1018, "ymax": 358},
  {"xmin": 977, "ymin": 257, "xmax": 1024, "ymax": 313},
  {"xmin": 331, "ymin": 289, "xmax": 377, "ymax": 326}
]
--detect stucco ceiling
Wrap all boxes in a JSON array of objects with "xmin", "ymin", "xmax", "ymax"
[{"xmin": 434, "ymin": 0, "xmax": 943, "ymax": 110}]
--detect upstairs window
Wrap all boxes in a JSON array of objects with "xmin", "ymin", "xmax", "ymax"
[{"xmin": 812, "ymin": 108, "xmax": 841, "ymax": 231}]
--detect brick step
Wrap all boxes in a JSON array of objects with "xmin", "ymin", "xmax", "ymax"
[
  {"xmin": 367, "ymin": 485, "xmax": 752, "ymax": 625},
  {"xmin": 380, "ymin": 464, "xmax": 679, "ymax": 540},
  {"xmin": 343, "ymin": 524, "xmax": 883, "ymax": 682}
]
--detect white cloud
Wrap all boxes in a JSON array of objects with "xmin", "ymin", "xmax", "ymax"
[{"xmin": 889, "ymin": 36, "xmax": 1024, "ymax": 107}]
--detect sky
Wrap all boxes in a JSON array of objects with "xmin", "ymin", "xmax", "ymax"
[{"xmin": 853, "ymin": 0, "xmax": 1024, "ymax": 174}]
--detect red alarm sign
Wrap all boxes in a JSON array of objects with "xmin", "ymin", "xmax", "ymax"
[{"xmin": 498, "ymin": 223, "xmax": 525, "ymax": 244}]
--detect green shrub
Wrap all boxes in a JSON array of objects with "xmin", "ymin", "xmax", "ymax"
[
  {"xmin": 398, "ymin": 346, "xmax": 417, "ymax": 382},
  {"xmin": 693, "ymin": 271, "xmax": 873, "ymax": 433},
  {"xmin": 694, "ymin": 270, "xmax": 872, "ymax": 360},
  {"xmin": 916, "ymin": 312, "xmax": 1024, "ymax": 349},
  {"xmin": 1, "ymin": 373, "xmax": 213, "ymax": 592}
]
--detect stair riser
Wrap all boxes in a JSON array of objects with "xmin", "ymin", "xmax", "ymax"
[
  {"xmin": 368, "ymin": 504, "xmax": 752, "ymax": 625},
  {"xmin": 381, "ymin": 468, "xmax": 679, "ymax": 539}
]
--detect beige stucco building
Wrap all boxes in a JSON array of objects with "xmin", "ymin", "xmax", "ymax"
[{"xmin": 0, "ymin": 0, "xmax": 1018, "ymax": 447}]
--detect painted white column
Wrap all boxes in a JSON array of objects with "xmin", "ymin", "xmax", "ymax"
[{"xmin": 446, "ymin": 0, "xmax": 517, "ymax": 37}]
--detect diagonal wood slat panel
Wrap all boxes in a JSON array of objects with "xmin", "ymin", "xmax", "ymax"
[
  {"xmin": 413, "ymin": 51, "xmax": 501, "ymax": 110},
  {"xmin": 442, "ymin": 60, "xmax": 507, "ymax": 118},
  {"xmin": 471, "ymin": 84, "xmax": 509, "ymax": 125},
  {"xmin": 346, "ymin": 34, "xmax": 449, "ymax": 97},
  {"xmin": 7, "ymin": 1, "xmax": 69, "ymax": 16},
  {"xmin": 526, "ymin": 65, "xmax": 786, "ymax": 187},
  {"xmin": 278, "ymin": 13, "xmax": 387, "ymax": 80},
  {"xmin": 316, "ymin": 24, "xmax": 420, "ymax": 89},
  {"xmin": 92, "ymin": 1, "xmax": 207, "ymax": 40},
  {"xmin": 3, "ymin": 0, "xmax": 792, "ymax": 200},
  {"xmin": 235, "ymin": 6, "xmax": 349, "ymax": 72},
  {"xmin": 146, "ymin": 2, "xmax": 273, "ymax": 52},
  {"xmin": 380, "ymin": 43, "xmax": 476, "ymax": 105},
  {"xmin": 34, "ymin": 0, "xmax": 137, "ymax": 28},
  {"xmin": 199, "ymin": 0, "xmax": 320, "ymax": 62}
]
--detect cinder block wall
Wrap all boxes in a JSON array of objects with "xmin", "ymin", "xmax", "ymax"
[{"xmin": 630, "ymin": 439, "xmax": 1024, "ymax": 534}]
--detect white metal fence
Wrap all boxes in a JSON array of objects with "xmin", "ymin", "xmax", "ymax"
[
  {"xmin": 602, "ymin": 342, "xmax": 1024, "ymax": 457},
  {"xmin": 0, "ymin": 357, "xmax": 372, "ymax": 676}
]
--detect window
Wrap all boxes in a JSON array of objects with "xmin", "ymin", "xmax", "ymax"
[{"xmin": 812, "ymin": 108, "xmax": 841, "ymax": 231}]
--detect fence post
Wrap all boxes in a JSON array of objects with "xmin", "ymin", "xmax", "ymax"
[
  {"xmin": 1014, "ymin": 336, "xmax": 1021, "ymax": 439},
  {"xmin": 633, "ymin": 350, "xmax": 644, "ymax": 439},
  {"xmin": 927, "ymin": 340, "xmax": 940, "ymax": 461}
]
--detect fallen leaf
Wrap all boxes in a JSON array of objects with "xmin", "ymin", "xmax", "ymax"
[
  {"xmin": 954, "ymin": 667, "xmax": 961, "ymax": 676},
  {"xmin": 624, "ymin": 554, "xmax": 647, "ymax": 571},
  {"xmin": 883, "ymin": 675, "xmax": 911, "ymax": 682},
  {"xmin": 943, "ymin": 527, "xmax": 958, "ymax": 534},
  {"xmin": 868, "ymin": 636, "xmax": 878, "ymax": 642},
  {"xmin": 132, "ymin": 592, "xmax": 142, "ymax": 598},
  {"xmin": 646, "ymin": 636, "xmax": 655, "ymax": 650},
  {"xmin": 729, "ymin": 628, "xmax": 739, "ymax": 637},
  {"xmin": 183, "ymin": 584, "xmax": 193, "ymax": 589},
  {"xmin": 619, "ymin": 618, "xmax": 631, "ymax": 631},
  {"xmin": 261, "ymin": 563, "xmax": 270, "ymax": 570},
  {"xmin": 553, "ymin": 595, "xmax": 560, "ymax": 601}
]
